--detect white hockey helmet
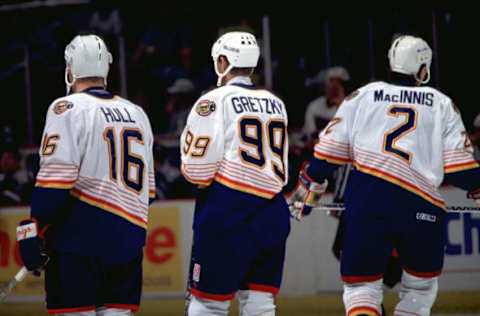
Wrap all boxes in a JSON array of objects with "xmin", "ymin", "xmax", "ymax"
[
  {"xmin": 64, "ymin": 34, "xmax": 113, "ymax": 94},
  {"xmin": 388, "ymin": 35, "xmax": 432, "ymax": 84},
  {"xmin": 211, "ymin": 31, "xmax": 260, "ymax": 86}
]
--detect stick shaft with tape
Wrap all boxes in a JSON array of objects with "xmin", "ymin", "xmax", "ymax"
[
  {"xmin": 0, "ymin": 267, "xmax": 28, "ymax": 302},
  {"xmin": 314, "ymin": 203, "xmax": 480, "ymax": 213}
]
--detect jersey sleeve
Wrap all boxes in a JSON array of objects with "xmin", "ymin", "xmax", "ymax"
[
  {"xmin": 35, "ymin": 99, "xmax": 83, "ymax": 189},
  {"xmin": 180, "ymin": 95, "xmax": 224, "ymax": 186},
  {"xmin": 31, "ymin": 98, "xmax": 84, "ymax": 226},
  {"xmin": 312, "ymin": 98, "xmax": 355, "ymax": 165},
  {"xmin": 442, "ymin": 100, "xmax": 480, "ymax": 191},
  {"xmin": 306, "ymin": 96, "xmax": 357, "ymax": 182},
  {"xmin": 442, "ymin": 101, "xmax": 479, "ymax": 173},
  {"xmin": 141, "ymin": 108, "xmax": 156, "ymax": 202}
]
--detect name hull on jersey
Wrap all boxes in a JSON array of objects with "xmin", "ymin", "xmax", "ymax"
[
  {"xmin": 231, "ymin": 96, "xmax": 284, "ymax": 115},
  {"xmin": 100, "ymin": 106, "xmax": 136, "ymax": 123},
  {"xmin": 374, "ymin": 89, "xmax": 434, "ymax": 106}
]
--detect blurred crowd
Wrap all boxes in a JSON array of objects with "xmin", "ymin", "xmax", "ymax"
[{"xmin": 1, "ymin": 4, "xmax": 479, "ymax": 205}]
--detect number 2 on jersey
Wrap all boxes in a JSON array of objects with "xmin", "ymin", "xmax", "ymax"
[
  {"xmin": 103, "ymin": 127, "xmax": 145, "ymax": 193},
  {"xmin": 382, "ymin": 105, "xmax": 417, "ymax": 163},
  {"xmin": 239, "ymin": 117, "xmax": 287, "ymax": 183}
]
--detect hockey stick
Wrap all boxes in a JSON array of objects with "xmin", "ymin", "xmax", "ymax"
[
  {"xmin": 0, "ymin": 266, "xmax": 28, "ymax": 302},
  {"xmin": 314, "ymin": 203, "xmax": 480, "ymax": 213},
  {"xmin": 184, "ymin": 239, "xmax": 194, "ymax": 316}
]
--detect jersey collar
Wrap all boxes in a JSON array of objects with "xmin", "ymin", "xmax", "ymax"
[
  {"xmin": 81, "ymin": 87, "xmax": 115, "ymax": 99},
  {"xmin": 391, "ymin": 80, "xmax": 417, "ymax": 87},
  {"xmin": 226, "ymin": 76, "xmax": 257, "ymax": 89}
]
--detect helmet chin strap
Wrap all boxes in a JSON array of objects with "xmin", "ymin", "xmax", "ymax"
[
  {"xmin": 214, "ymin": 58, "xmax": 234, "ymax": 87},
  {"xmin": 64, "ymin": 66, "xmax": 108, "ymax": 94},
  {"xmin": 65, "ymin": 67, "xmax": 75, "ymax": 95},
  {"xmin": 415, "ymin": 67, "xmax": 430, "ymax": 85}
]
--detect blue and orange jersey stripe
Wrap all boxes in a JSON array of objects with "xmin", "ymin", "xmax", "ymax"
[
  {"xmin": 70, "ymin": 188, "xmax": 147, "ymax": 229},
  {"xmin": 353, "ymin": 161, "xmax": 446, "ymax": 210}
]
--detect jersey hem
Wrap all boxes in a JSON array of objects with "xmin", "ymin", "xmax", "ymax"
[
  {"xmin": 353, "ymin": 162, "xmax": 446, "ymax": 210},
  {"xmin": 70, "ymin": 188, "xmax": 147, "ymax": 229},
  {"xmin": 214, "ymin": 175, "xmax": 276, "ymax": 199}
]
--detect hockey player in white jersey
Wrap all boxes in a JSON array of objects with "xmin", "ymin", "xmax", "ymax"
[
  {"xmin": 181, "ymin": 32, "xmax": 290, "ymax": 316},
  {"xmin": 287, "ymin": 35, "xmax": 480, "ymax": 316},
  {"xmin": 15, "ymin": 34, "xmax": 155, "ymax": 315}
]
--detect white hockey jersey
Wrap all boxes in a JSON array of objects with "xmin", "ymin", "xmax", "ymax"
[
  {"xmin": 35, "ymin": 88, "xmax": 155, "ymax": 229},
  {"xmin": 180, "ymin": 77, "xmax": 288, "ymax": 199},
  {"xmin": 314, "ymin": 81, "xmax": 479, "ymax": 209}
]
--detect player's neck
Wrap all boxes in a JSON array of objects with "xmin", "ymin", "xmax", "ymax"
[
  {"xmin": 222, "ymin": 73, "xmax": 235, "ymax": 85},
  {"xmin": 72, "ymin": 82, "xmax": 105, "ymax": 94},
  {"xmin": 223, "ymin": 74, "xmax": 251, "ymax": 86}
]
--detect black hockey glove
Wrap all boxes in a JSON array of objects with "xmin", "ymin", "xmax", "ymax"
[
  {"xmin": 286, "ymin": 162, "xmax": 327, "ymax": 221},
  {"xmin": 16, "ymin": 218, "xmax": 50, "ymax": 276},
  {"xmin": 467, "ymin": 188, "xmax": 480, "ymax": 207}
]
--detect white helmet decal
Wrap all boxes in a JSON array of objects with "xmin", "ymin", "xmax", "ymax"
[
  {"xmin": 388, "ymin": 35, "xmax": 432, "ymax": 84},
  {"xmin": 64, "ymin": 35, "xmax": 113, "ymax": 94},
  {"xmin": 211, "ymin": 32, "xmax": 260, "ymax": 86}
]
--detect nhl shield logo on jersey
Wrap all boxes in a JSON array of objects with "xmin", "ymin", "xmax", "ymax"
[
  {"xmin": 195, "ymin": 100, "xmax": 216, "ymax": 117},
  {"xmin": 53, "ymin": 100, "xmax": 74, "ymax": 115}
]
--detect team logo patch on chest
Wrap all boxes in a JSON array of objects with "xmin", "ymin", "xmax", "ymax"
[
  {"xmin": 53, "ymin": 100, "xmax": 74, "ymax": 115},
  {"xmin": 196, "ymin": 100, "xmax": 216, "ymax": 116}
]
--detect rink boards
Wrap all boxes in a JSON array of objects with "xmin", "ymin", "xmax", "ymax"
[{"xmin": 0, "ymin": 186, "xmax": 479, "ymax": 301}]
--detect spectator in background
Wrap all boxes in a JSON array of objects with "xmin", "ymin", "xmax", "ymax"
[
  {"xmin": 158, "ymin": 46, "xmax": 198, "ymax": 93},
  {"xmin": 286, "ymin": 66, "xmax": 350, "ymax": 193},
  {"xmin": 163, "ymin": 78, "xmax": 196, "ymax": 136},
  {"xmin": 153, "ymin": 78, "xmax": 196, "ymax": 199},
  {"xmin": 0, "ymin": 144, "xmax": 23, "ymax": 205},
  {"xmin": 302, "ymin": 66, "xmax": 350, "ymax": 143},
  {"xmin": 88, "ymin": 1, "xmax": 124, "ymax": 95},
  {"xmin": 133, "ymin": 9, "xmax": 192, "ymax": 89},
  {"xmin": 88, "ymin": 2, "xmax": 122, "ymax": 36},
  {"xmin": 154, "ymin": 142, "xmax": 194, "ymax": 200},
  {"xmin": 470, "ymin": 113, "xmax": 480, "ymax": 161},
  {"xmin": 0, "ymin": 140, "xmax": 34, "ymax": 206}
]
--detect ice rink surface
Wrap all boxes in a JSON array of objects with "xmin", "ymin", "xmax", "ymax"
[{"xmin": 1, "ymin": 293, "xmax": 479, "ymax": 315}]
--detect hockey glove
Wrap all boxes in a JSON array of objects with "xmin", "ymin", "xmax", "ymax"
[
  {"xmin": 467, "ymin": 188, "xmax": 480, "ymax": 207},
  {"xmin": 286, "ymin": 163, "xmax": 328, "ymax": 221},
  {"xmin": 16, "ymin": 219, "xmax": 49, "ymax": 275}
]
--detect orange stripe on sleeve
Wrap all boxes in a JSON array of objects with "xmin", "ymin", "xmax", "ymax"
[
  {"xmin": 314, "ymin": 152, "xmax": 352, "ymax": 165},
  {"xmin": 35, "ymin": 179, "xmax": 76, "ymax": 189},
  {"xmin": 444, "ymin": 161, "xmax": 480, "ymax": 173}
]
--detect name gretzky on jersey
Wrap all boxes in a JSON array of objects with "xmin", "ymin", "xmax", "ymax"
[
  {"xmin": 231, "ymin": 96, "xmax": 285, "ymax": 115},
  {"xmin": 181, "ymin": 77, "xmax": 289, "ymax": 199}
]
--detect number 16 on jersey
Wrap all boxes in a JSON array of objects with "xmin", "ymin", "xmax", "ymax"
[{"xmin": 103, "ymin": 127, "xmax": 145, "ymax": 194}]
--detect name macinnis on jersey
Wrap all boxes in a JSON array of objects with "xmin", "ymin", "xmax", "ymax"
[{"xmin": 373, "ymin": 89, "xmax": 434, "ymax": 106}]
